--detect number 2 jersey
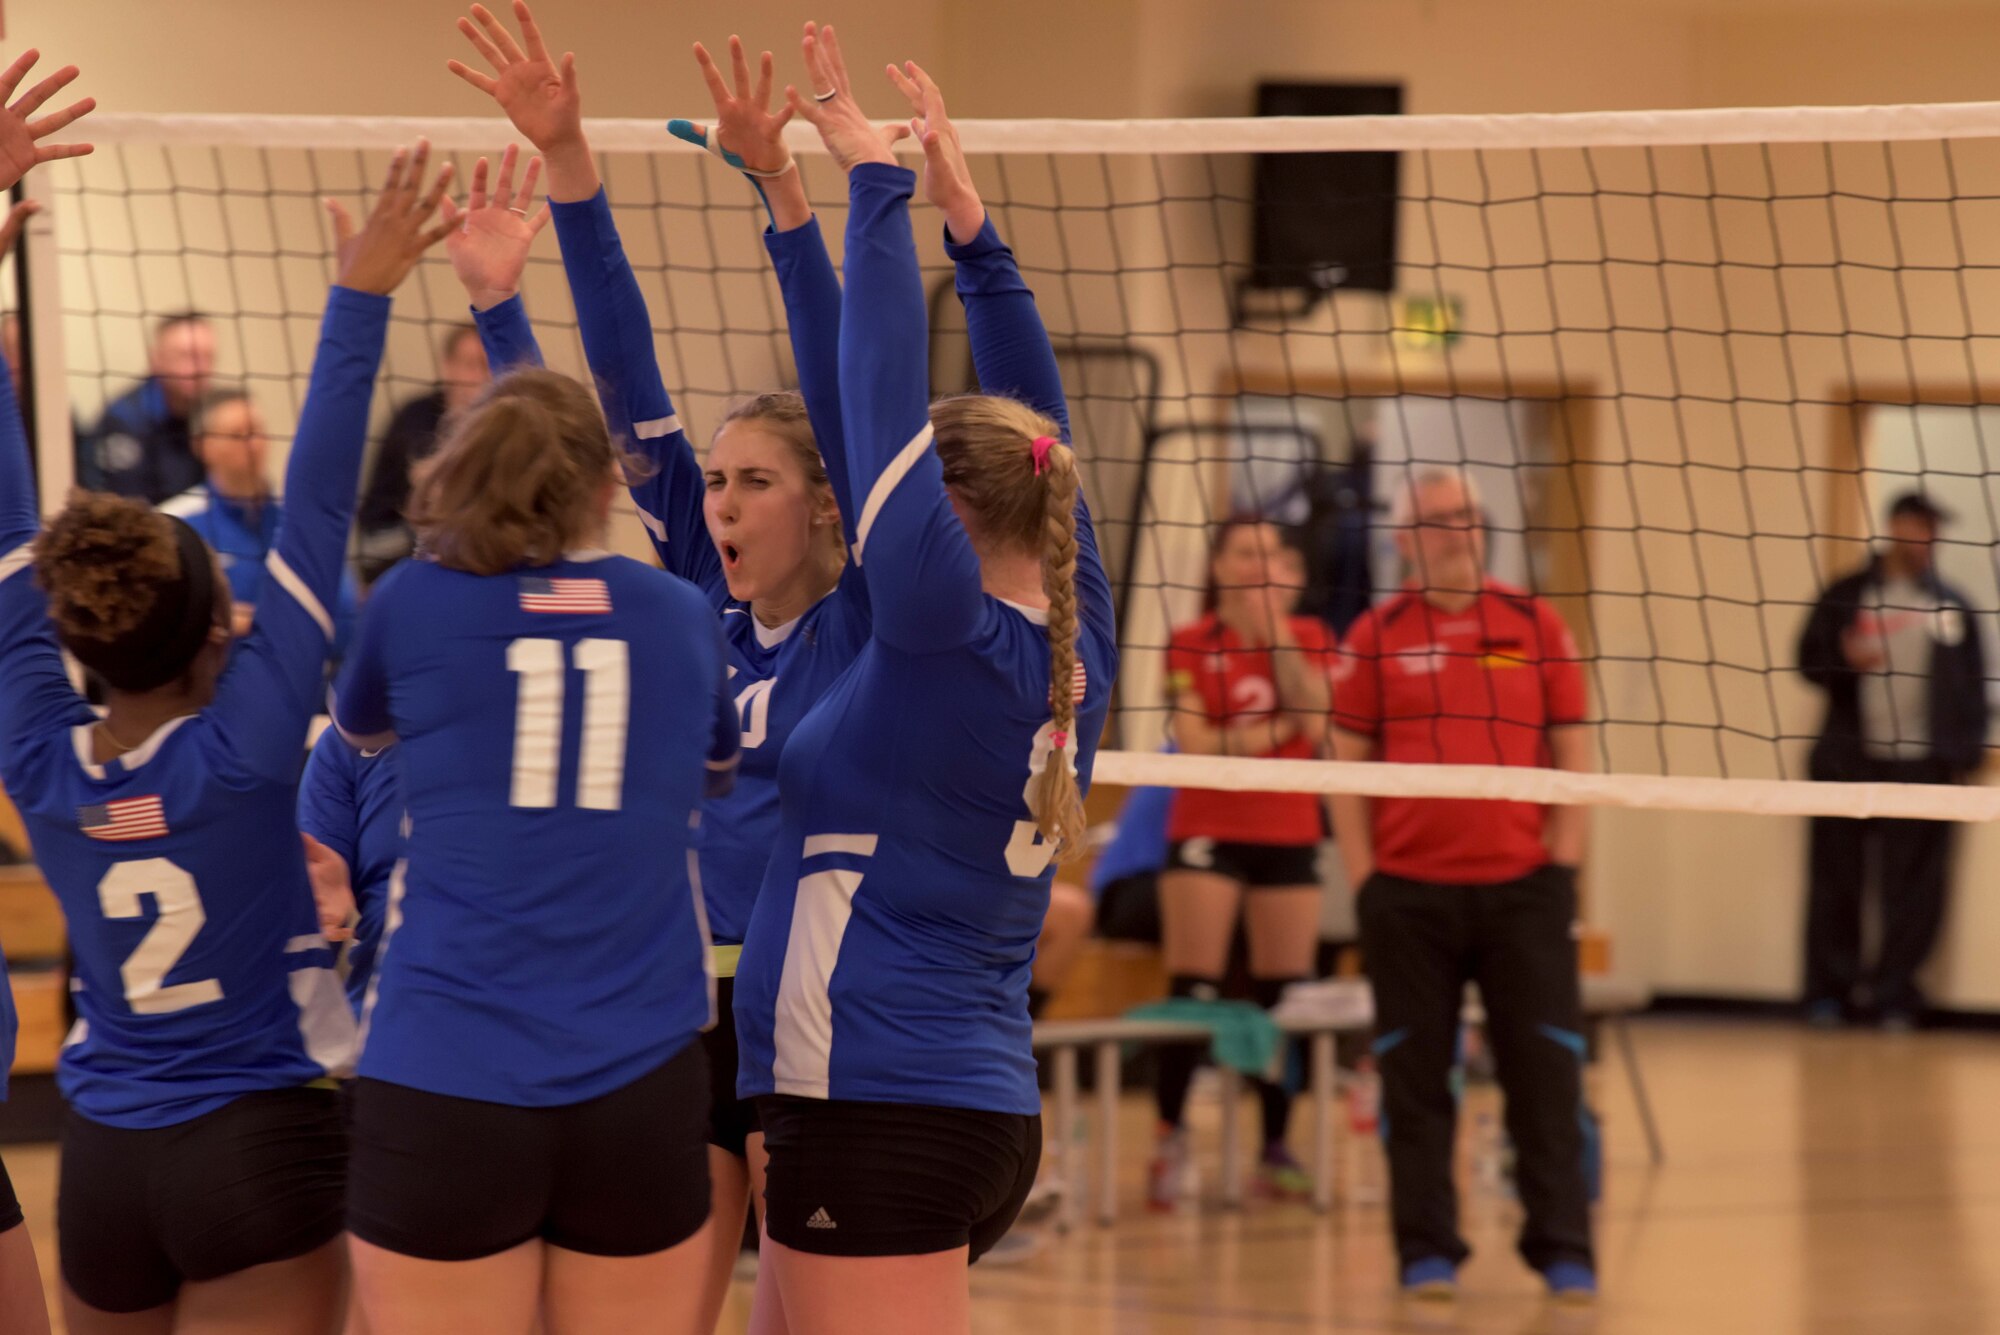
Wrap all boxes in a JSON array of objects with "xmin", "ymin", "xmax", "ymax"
[
  {"xmin": 474, "ymin": 187, "xmax": 871, "ymax": 950},
  {"xmin": 0, "ymin": 290, "xmax": 387, "ymax": 1128},
  {"xmin": 332, "ymin": 550, "xmax": 738, "ymax": 1106},
  {"xmin": 734, "ymin": 166, "xmax": 1120, "ymax": 1116}
]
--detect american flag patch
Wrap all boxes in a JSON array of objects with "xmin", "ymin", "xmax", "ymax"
[
  {"xmin": 519, "ymin": 577, "xmax": 612, "ymax": 615},
  {"xmin": 1056, "ymin": 661, "xmax": 1087, "ymax": 707},
  {"xmin": 80, "ymin": 795, "xmax": 168, "ymax": 842}
]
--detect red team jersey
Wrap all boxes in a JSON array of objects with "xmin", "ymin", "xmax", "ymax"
[
  {"xmin": 1334, "ymin": 579, "xmax": 1587, "ymax": 885},
  {"xmin": 1166, "ymin": 612, "xmax": 1338, "ymax": 846}
]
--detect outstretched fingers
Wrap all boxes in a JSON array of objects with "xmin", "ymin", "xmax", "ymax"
[
  {"xmin": 456, "ymin": 15, "xmax": 508, "ymax": 73},
  {"xmin": 466, "ymin": 155, "xmax": 491, "ymax": 212},
  {"xmin": 9, "ymin": 63, "xmax": 77, "ymax": 121},
  {"xmin": 0, "ymin": 50, "xmax": 36, "ymax": 107},
  {"xmin": 694, "ymin": 42, "xmax": 733, "ymax": 109},
  {"xmin": 470, "ymin": 4, "xmax": 528, "ymax": 65},
  {"xmin": 512, "ymin": 0, "xmax": 553, "ymax": 63},
  {"xmin": 28, "ymin": 94, "xmax": 94, "ymax": 142},
  {"xmin": 492, "ymin": 142, "xmax": 519, "ymax": 208},
  {"xmin": 446, "ymin": 57, "xmax": 500, "ymax": 96},
  {"xmin": 728, "ymin": 35, "xmax": 753, "ymax": 100},
  {"xmin": 518, "ymin": 153, "xmax": 543, "ymax": 208},
  {"xmin": 818, "ymin": 24, "xmax": 853, "ymax": 96}
]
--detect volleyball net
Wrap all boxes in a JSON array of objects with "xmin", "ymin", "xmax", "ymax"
[{"xmin": 30, "ymin": 104, "xmax": 2000, "ymax": 820}]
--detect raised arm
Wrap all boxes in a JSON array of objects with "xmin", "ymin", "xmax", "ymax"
[
  {"xmin": 451, "ymin": 0, "xmax": 716, "ymax": 589},
  {"xmin": 788, "ymin": 27, "xmax": 985, "ymax": 650},
  {"xmin": 212, "ymin": 146, "xmax": 454, "ymax": 781},
  {"xmin": 440, "ymin": 144, "xmax": 549, "ymax": 374},
  {"xmin": 894, "ymin": 62, "xmax": 1117, "ymax": 646},
  {"xmin": 679, "ymin": 35, "xmax": 858, "ymax": 537},
  {"xmin": 0, "ymin": 54, "xmax": 106, "ymax": 771}
]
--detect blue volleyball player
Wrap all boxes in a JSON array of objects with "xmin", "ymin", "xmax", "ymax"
[
  {"xmin": 4, "ymin": 137, "xmax": 454, "ymax": 1326},
  {"xmin": 729, "ymin": 32, "xmax": 1118, "ymax": 1333}
]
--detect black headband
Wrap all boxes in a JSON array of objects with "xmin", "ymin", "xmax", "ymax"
[{"xmin": 67, "ymin": 516, "xmax": 221, "ymax": 694}]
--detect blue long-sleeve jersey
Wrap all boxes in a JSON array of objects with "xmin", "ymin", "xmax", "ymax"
[
  {"xmin": 295, "ymin": 727, "xmax": 401, "ymax": 1013},
  {"xmin": 733, "ymin": 165, "xmax": 1120, "ymax": 1115},
  {"xmin": 475, "ymin": 188, "xmax": 873, "ymax": 948},
  {"xmin": 0, "ymin": 289, "xmax": 385, "ymax": 1128}
]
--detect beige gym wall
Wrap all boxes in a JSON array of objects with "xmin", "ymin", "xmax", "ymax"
[{"xmin": 16, "ymin": 0, "xmax": 2000, "ymax": 1007}]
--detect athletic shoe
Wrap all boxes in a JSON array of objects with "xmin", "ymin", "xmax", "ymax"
[
  {"xmin": 1254, "ymin": 1144, "xmax": 1313, "ymax": 1201},
  {"xmin": 1543, "ymin": 1261, "xmax": 1598, "ymax": 1304},
  {"xmin": 980, "ymin": 1228, "xmax": 1045, "ymax": 1266},
  {"xmin": 1400, "ymin": 1257, "xmax": 1458, "ymax": 1300},
  {"xmin": 1147, "ymin": 1125, "xmax": 1193, "ymax": 1213}
]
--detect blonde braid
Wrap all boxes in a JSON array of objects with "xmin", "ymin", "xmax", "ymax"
[{"xmin": 1029, "ymin": 442, "xmax": 1088, "ymax": 862}]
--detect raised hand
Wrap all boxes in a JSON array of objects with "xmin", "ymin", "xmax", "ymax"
[
  {"xmin": 784, "ymin": 22, "xmax": 907, "ymax": 175},
  {"xmin": 673, "ymin": 36, "xmax": 812, "ymax": 232},
  {"xmin": 325, "ymin": 140, "xmax": 457, "ymax": 296},
  {"xmin": 0, "ymin": 50, "xmax": 94, "ymax": 194},
  {"xmin": 887, "ymin": 61, "xmax": 983, "ymax": 243},
  {"xmin": 440, "ymin": 144, "xmax": 549, "ymax": 310},
  {"xmin": 691, "ymin": 36, "xmax": 794, "ymax": 177},
  {"xmin": 447, "ymin": 0, "xmax": 597, "ymax": 202},
  {"xmin": 448, "ymin": 1, "xmax": 580, "ymax": 154}
]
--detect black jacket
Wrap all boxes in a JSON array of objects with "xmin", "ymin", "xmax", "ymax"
[{"xmin": 1797, "ymin": 556, "xmax": 1989, "ymax": 779}]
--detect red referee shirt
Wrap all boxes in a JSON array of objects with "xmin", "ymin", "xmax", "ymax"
[
  {"xmin": 1165, "ymin": 612, "xmax": 1337, "ymax": 846},
  {"xmin": 1334, "ymin": 579, "xmax": 1587, "ymax": 885}
]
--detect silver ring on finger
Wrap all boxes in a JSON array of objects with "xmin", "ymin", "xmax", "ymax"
[
  {"xmin": 813, "ymin": 87, "xmax": 839, "ymax": 102},
  {"xmin": 508, "ymin": 206, "xmax": 529, "ymax": 216}
]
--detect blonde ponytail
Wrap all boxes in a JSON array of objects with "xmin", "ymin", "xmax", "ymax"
[
  {"xmin": 930, "ymin": 393, "xmax": 1092, "ymax": 863},
  {"xmin": 1030, "ymin": 443, "xmax": 1088, "ymax": 862}
]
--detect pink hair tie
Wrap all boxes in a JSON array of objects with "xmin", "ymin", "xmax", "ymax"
[
  {"xmin": 1030, "ymin": 435, "xmax": 1057, "ymax": 476},
  {"xmin": 1048, "ymin": 730, "xmax": 1069, "ymax": 750}
]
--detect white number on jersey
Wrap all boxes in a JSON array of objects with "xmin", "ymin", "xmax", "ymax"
[
  {"xmin": 507, "ymin": 637, "xmax": 632, "ymax": 811},
  {"xmin": 1005, "ymin": 721, "xmax": 1069, "ymax": 878},
  {"xmin": 735, "ymin": 677, "xmax": 777, "ymax": 751},
  {"xmin": 97, "ymin": 859, "xmax": 224, "ymax": 1014}
]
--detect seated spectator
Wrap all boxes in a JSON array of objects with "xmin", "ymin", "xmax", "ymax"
[
  {"xmin": 354, "ymin": 322, "xmax": 490, "ymax": 583},
  {"xmin": 80, "ymin": 311, "xmax": 215, "ymax": 501},
  {"xmin": 160, "ymin": 385, "xmax": 358, "ymax": 656}
]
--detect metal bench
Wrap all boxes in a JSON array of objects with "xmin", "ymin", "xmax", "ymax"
[{"xmin": 1030, "ymin": 974, "xmax": 1657, "ymax": 1229}]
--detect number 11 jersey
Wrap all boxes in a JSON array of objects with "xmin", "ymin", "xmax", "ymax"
[{"xmin": 332, "ymin": 551, "xmax": 738, "ymax": 1107}]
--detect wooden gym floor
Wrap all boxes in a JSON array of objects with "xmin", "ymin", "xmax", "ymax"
[{"xmin": 15, "ymin": 1017, "xmax": 2000, "ymax": 1333}]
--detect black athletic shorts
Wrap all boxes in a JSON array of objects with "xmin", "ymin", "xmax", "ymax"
[
  {"xmin": 347, "ymin": 1037, "xmax": 711, "ymax": 1262},
  {"xmin": 1166, "ymin": 837, "xmax": 1320, "ymax": 887},
  {"xmin": 702, "ymin": 975, "xmax": 761, "ymax": 1157},
  {"xmin": 758, "ymin": 1095, "xmax": 1040, "ymax": 1262},
  {"xmin": 0, "ymin": 1151, "xmax": 22, "ymax": 1235},
  {"xmin": 60, "ymin": 1085, "xmax": 345, "ymax": 1314}
]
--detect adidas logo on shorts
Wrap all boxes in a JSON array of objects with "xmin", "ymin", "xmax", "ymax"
[{"xmin": 806, "ymin": 1207, "xmax": 838, "ymax": 1230}]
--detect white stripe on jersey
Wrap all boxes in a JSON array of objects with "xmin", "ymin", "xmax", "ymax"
[
  {"xmin": 265, "ymin": 550, "xmax": 334, "ymax": 640},
  {"xmin": 635, "ymin": 503, "xmax": 668, "ymax": 545},
  {"xmin": 288, "ymin": 954, "xmax": 358, "ymax": 1076},
  {"xmin": 687, "ymin": 810, "xmax": 718, "ymax": 1032},
  {"xmin": 771, "ymin": 833, "xmax": 880, "ymax": 1099},
  {"xmin": 801, "ymin": 834, "xmax": 880, "ymax": 860},
  {"xmin": 852, "ymin": 423, "xmax": 934, "ymax": 567},
  {"xmin": 634, "ymin": 415, "xmax": 683, "ymax": 441},
  {"xmin": 0, "ymin": 540, "xmax": 32, "ymax": 585},
  {"xmin": 353, "ymin": 858, "xmax": 409, "ymax": 1059}
]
